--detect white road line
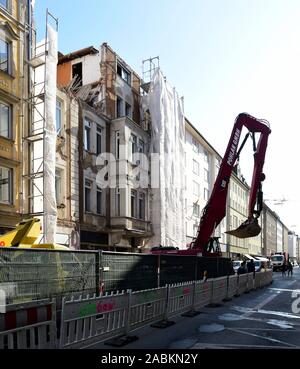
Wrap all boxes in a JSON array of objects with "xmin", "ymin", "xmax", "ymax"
[
  {"xmin": 269, "ymin": 288, "xmax": 300, "ymax": 293},
  {"xmin": 226, "ymin": 327, "xmax": 298, "ymax": 348}
]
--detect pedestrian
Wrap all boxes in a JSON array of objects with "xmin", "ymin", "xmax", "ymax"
[
  {"xmin": 247, "ymin": 259, "xmax": 256, "ymax": 277},
  {"xmin": 282, "ymin": 263, "xmax": 287, "ymax": 277},
  {"xmin": 287, "ymin": 261, "xmax": 293, "ymax": 277}
]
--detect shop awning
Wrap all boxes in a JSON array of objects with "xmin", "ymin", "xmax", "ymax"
[{"xmin": 244, "ymin": 254, "xmax": 255, "ymax": 260}]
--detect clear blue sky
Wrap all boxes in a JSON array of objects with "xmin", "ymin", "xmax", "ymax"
[{"xmin": 35, "ymin": 0, "xmax": 300, "ymax": 233}]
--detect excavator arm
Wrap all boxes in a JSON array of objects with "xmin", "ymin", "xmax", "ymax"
[{"xmin": 192, "ymin": 113, "xmax": 271, "ymax": 255}]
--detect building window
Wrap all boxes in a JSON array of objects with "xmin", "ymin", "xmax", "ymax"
[
  {"xmin": 193, "ymin": 224, "xmax": 198, "ymax": 237},
  {"xmin": 96, "ymin": 126, "xmax": 102, "ymax": 155},
  {"xmin": 72, "ymin": 62, "xmax": 82, "ymax": 87},
  {"xmin": 55, "ymin": 168, "xmax": 62, "ymax": 204},
  {"xmin": 204, "ymin": 168, "xmax": 209, "ymax": 182},
  {"xmin": 84, "ymin": 119, "xmax": 91, "ymax": 151},
  {"xmin": 139, "ymin": 192, "xmax": 145, "ymax": 220},
  {"xmin": 138, "ymin": 138, "xmax": 145, "ymax": 153},
  {"xmin": 0, "ymin": 39, "xmax": 11, "ymax": 74},
  {"xmin": 204, "ymin": 150, "xmax": 209, "ymax": 162},
  {"xmin": 117, "ymin": 63, "xmax": 131, "ymax": 85},
  {"xmin": 192, "ymin": 138, "xmax": 199, "ymax": 153},
  {"xmin": 131, "ymin": 134, "xmax": 137, "ymax": 155},
  {"xmin": 131, "ymin": 189, "xmax": 137, "ymax": 218},
  {"xmin": 116, "ymin": 131, "xmax": 120, "ymax": 159},
  {"xmin": 0, "ymin": 0, "xmax": 8, "ymax": 9},
  {"xmin": 116, "ymin": 187, "xmax": 121, "ymax": 216},
  {"xmin": 116, "ymin": 96, "xmax": 123, "ymax": 118},
  {"xmin": 0, "ymin": 102, "xmax": 11, "ymax": 138},
  {"xmin": 0, "ymin": 166, "xmax": 12, "ymax": 204},
  {"xmin": 96, "ymin": 186, "xmax": 102, "ymax": 215},
  {"xmin": 204, "ymin": 188, "xmax": 209, "ymax": 201},
  {"xmin": 56, "ymin": 100, "xmax": 62, "ymax": 133},
  {"xmin": 125, "ymin": 102, "xmax": 132, "ymax": 118},
  {"xmin": 193, "ymin": 202, "xmax": 200, "ymax": 217},
  {"xmin": 193, "ymin": 159, "xmax": 199, "ymax": 175},
  {"xmin": 85, "ymin": 179, "xmax": 92, "ymax": 212},
  {"xmin": 193, "ymin": 181, "xmax": 200, "ymax": 197}
]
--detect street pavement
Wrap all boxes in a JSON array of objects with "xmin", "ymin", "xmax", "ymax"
[{"xmin": 92, "ymin": 268, "xmax": 300, "ymax": 349}]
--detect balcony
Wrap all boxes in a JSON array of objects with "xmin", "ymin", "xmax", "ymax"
[{"xmin": 111, "ymin": 216, "xmax": 152, "ymax": 236}]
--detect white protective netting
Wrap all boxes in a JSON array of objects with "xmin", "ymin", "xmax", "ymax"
[
  {"xmin": 142, "ymin": 69, "xmax": 186, "ymax": 248},
  {"xmin": 43, "ymin": 25, "xmax": 57, "ymax": 244}
]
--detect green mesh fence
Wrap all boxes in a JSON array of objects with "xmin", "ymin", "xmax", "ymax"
[
  {"xmin": 0, "ymin": 248, "xmax": 98, "ymax": 304},
  {"xmin": 100, "ymin": 252, "xmax": 158, "ymax": 292}
]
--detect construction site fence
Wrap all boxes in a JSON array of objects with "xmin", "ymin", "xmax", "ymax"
[
  {"xmin": 99, "ymin": 251, "xmax": 232, "ymax": 293},
  {"xmin": 59, "ymin": 270, "xmax": 273, "ymax": 349},
  {"xmin": 0, "ymin": 247, "xmax": 99, "ymax": 307}
]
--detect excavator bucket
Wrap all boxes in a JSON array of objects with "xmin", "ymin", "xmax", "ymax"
[{"xmin": 225, "ymin": 218, "xmax": 261, "ymax": 239}]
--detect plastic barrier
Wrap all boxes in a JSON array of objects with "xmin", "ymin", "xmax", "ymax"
[
  {"xmin": 194, "ymin": 279, "xmax": 213, "ymax": 308},
  {"xmin": 0, "ymin": 299, "xmax": 56, "ymax": 349},
  {"xmin": 246, "ymin": 273, "xmax": 255, "ymax": 292},
  {"xmin": 59, "ymin": 292, "xmax": 128, "ymax": 349},
  {"xmin": 58, "ymin": 270, "xmax": 273, "ymax": 348},
  {"xmin": 236, "ymin": 274, "xmax": 248, "ymax": 295},
  {"xmin": 254, "ymin": 272, "xmax": 262, "ymax": 289},
  {"xmin": 129, "ymin": 287, "xmax": 168, "ymax": 331},
  {"xmin": 167, "ymin": 282, "xmax": 194, "ymax": 317},
  {"xmin": 211, "ymin": 276, "xmax": 228, "ymax": 304},
  {"xmin": 226, "ymin": 275, "xmax": 238, "ymax": 299}
]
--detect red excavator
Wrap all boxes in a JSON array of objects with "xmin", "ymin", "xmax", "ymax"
[{"xmin": 151, "ymin": 113, "xmax": 271, "ymax": 257}]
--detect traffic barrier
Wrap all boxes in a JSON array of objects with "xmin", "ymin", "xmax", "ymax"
[
  {"xmin": 0, "ymin": 299, "xmax": 56, "ymax": 349},
  {"xmin": 254, "ymin": 272, "xmax": 262, "ymax": 289},
  {"xmin": 246, "ymin": 273, "xmax": 255, "ymax": 292},
  {"xmin": 210, "ymin": 276, "xmax": 227, "ymax": 304},
  {"xmin": 59, "ymin": 292, "xmax": 128, "ymax": 349},
  {"xmin": 226, "ymin": 275, "xmax": 238, "ymax": 299},
  {"xmin": 167, "ymin": 281, "xmax": 194, "ymax": 317},
  {"xmin": 129, "ymin": 287, "xmax": 168, "ymax": 331},
  {"xmin": 236, "ymin": 273, "xmax": 248, "ymax": 295},
  {"xmin": 193, "ymin": 279, "xmax": 213, "ymax": 308},
  {"xmin": 56, "ymin": 270, "xmax": 273, "ymax": 348}
]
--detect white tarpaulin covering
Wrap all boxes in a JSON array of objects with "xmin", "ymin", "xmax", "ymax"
[
  {"xmin": 43, "ymin": 25, "xmax": 57, "ymax": 244},
  {"xmin": 143, "ymin": 69, "xmax": 186, "ymax": 248}
]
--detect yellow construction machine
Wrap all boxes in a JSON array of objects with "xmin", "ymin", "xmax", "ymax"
[{"xmin": 0, "ymin": 218, "xmax": 69, "ymax": 250}]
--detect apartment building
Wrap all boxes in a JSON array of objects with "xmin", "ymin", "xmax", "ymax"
[
  {"xmin": 0, "ymin": 1, "xmax": 28, "ymax": 233},
  {"xmin": 57, "ymin": 43, "xmax": 151, "ymax": 251},
  {"xmin": 288, "ymin": 231, "xmax": 298, "ymax": 261},
  {"xmin": 283, "ymin": 223, "xmax": 289, "ymax": 255},
  {"xmin": 262, "ymin": 203, "xmax": 277, "ymax": 256},
  {"xmin": 276, "ymin": 219, "xmax": 283, "ymax": 253},
  {"xmin": 185, "ymin": 119, "xmax": 226, "ymax": 251}
]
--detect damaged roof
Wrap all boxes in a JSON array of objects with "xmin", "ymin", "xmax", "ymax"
[{"xmin": 58, "ymin": 46, "xmax": 98, "ymax": 65}]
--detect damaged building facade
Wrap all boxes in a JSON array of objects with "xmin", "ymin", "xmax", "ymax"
[{"xmin": 57, "ymin": 44, "xmax": 152, "ymax": 251}]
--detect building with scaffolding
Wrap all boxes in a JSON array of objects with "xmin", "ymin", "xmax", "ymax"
[{"xmin": 0, "ymin": 0, "xmax": 29, "ymax": 233}]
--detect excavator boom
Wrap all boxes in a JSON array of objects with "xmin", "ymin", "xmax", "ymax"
[{"xmin": 192, "ymin": 113, "xmax": 271, "ymax": 253}]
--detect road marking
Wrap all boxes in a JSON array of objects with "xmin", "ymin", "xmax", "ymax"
[
  {"xmin": 226, "ymin": 327, "xmax": 298, "ymax": 347},
  {"xmin": 269, "ymin": 288, "xmax": 300, "ymax": 293}
]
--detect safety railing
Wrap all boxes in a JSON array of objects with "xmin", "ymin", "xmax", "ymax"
[
  {"xmin": 59, "ymin": 270, "xmax": 272, "ymax": 349},
  {"xmin": 1, "ymin": 270, "xmax": 272, "ymax": 349},
  {"xmin": 0, "ymin": 299, "xmax": 56, "ymax": 349}
]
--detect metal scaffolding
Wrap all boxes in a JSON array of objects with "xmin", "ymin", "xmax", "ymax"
[{"xmin": 22, "ymin": 9, "xmax": 58, "ymax": 242}]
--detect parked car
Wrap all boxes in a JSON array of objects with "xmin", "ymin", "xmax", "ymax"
[{"xmin": 233, "ymin": 260, "xmax": 242, "ymax": 273}]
